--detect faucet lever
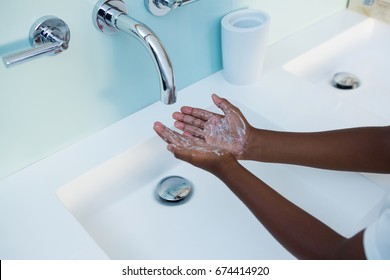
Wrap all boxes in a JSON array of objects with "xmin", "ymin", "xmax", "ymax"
[
  {"xmin": 145, "ymin": 0, "xmax": 200, "ymax": 16},
  {"xmin": 2, "ymin": 16, "xmax": 70, "ymax": 68},
  {"xmin": 93, "ymin": 0, "xmax": 176, "ymax": 105}
]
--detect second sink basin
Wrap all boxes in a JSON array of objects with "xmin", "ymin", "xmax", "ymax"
[{"xmin": 283, "ymin": 17, "xmax": 390, "ymax": 121}]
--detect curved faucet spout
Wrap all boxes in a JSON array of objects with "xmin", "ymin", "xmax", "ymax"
[
  {"xmin": 115, "ymin": 16, "xmax": 176, "ymax": 104},
  {"xmin": 94, "ymin": 0, "xmax": 176, "ymax": 104}
]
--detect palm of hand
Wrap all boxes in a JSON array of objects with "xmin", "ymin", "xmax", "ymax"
[
  {"xmin": 153, "ymin": 121, "xmax": 228, "ymax": 172},
  {"xmin": 154, "ymin": 95, "xmax": 250, "ymax": 171},
  {"xmin": 202, "ymin": 107, "xmax": 248, "ymax": 159}
]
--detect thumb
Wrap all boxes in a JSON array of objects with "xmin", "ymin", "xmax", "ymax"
[
  {"xmin": 211, "ymin": 94, "xmax": 237, "ymax": 115},
  {"xmin": 168, "ymin": 144, "xmax": 192, "ymax": 163}
]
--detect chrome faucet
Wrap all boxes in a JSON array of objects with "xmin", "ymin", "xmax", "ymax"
[{"xmin": 93, "ymin": 0, "xmax": 176, "ymax": 104}]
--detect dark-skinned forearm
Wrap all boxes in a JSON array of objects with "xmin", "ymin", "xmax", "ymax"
[
  {"xmin": 247, "ymin": 126, "xmax": 390, "ymax": 173},
  {"xmin": 214, "ymin": 159, "xmax": 366, "ymax": 259}
]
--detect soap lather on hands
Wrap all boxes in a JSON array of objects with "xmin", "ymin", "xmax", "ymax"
[{"xmin": 153, "ymin": 94, "xmax": 253, "ymax": 171}]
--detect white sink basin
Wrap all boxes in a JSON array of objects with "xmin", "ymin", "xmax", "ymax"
[
  {"xmin": 57, "ymin": 102, "xmax": 385, "ymax": 259},
  {"xmin": 283, "ymin": 18, "xmax": 390, "ymax": 121}
]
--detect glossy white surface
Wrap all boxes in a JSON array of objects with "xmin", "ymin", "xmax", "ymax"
[
  {"xmin": 284, "ymin": 18, "xmax": 390, "ymax": 121},
  {"xmin": 1, "ymin": 10, "xmax": 389, "ymax": 259}
]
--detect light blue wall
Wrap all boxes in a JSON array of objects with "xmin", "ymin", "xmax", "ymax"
[{"xmin": 0, "ymin": 0, "xmax": 347, "ymax": 179}]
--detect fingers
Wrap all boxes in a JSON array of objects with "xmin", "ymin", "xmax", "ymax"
[
  {"xmin": 173, "ymin": 112, "xmax": 205, "ymax": 129},
  {"xmin": 211, "ymin": 93, "xmax": 240, "ymax": 116},
  {"xmin": 174, "ymin": 120, "xmax": 204, "ymax": 138},
  {"xmin": 167, "ymin": 144, "xmax": 189, "ymax": 161},
  {"xmin": 154, "ymin": 121, "xmax": 227, "ymax": 171},
  {"xmin": 172, "ymin": 111, "xmax": 209, "ymax": 138},
  {"xmin": 154, "ymin": 123, "xmax": 200, "ymax": 164},
  {"xmin": 154, "ymin": 121, "xmax": 204, "ymax": 148},
  {"xmin": 178, "ymin": 94, "xmax": 235, "ymax": 120},
  {"xmin": 180, "ymin": 106, "xmax": 216, "ymax": 121},
  {"xmin": 153, "ymin": 121, "xmax": 172, "ymax": 143},
  {"xmin": 153, "ymin": 122, "xmax": 184, "ymax": 145},
  {"xmin": 155, "ymin": 94, "xmax": 242, "ymax": 149},
  {"xmin": 172, "ymin": 101, "xmax": 225, "ymax": 138}
]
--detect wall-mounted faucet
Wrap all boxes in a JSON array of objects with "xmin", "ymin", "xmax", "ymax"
[
  {"xmin": 93, "ymin": 0, "xmax": 176, "ymax": 105},
  {"xmin": 145, "ymin": 0, "xmax": 200, "ymax": 16},
  {"xmin": 2, "ymin": 16, "xmax": 70, "ymax": 68}
]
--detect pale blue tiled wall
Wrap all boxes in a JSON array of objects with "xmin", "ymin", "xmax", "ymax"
[{"xmin": 0, "ymin": 0, "xmax": 347, "ymax": 179}]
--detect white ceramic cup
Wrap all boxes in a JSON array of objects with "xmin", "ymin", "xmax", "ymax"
[{"xmin": 221, "ymin": 9, "xmax": 270, "ymax": 85}]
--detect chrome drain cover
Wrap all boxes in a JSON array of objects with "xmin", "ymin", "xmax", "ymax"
[
  {"xmin": 331, "ymin": 72, "xmax": 360, "ymax": 90},
  {"xmin": 156, "ymin": 176, "xmax": 192, "ymax": 202}
]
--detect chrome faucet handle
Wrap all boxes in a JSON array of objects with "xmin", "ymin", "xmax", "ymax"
[
  {"xmin": 2, "ymin": 16, "xmax": 70, "ymax": 68},
  {"xmin": 145, "ymin": 0, "xmax": 200, "ymax": 16}
]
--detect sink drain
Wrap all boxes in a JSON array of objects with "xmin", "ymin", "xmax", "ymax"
[
  {"xmin": 331, "ymin": 72, "xmax": 360, "ymax": 90},
  {"xmin": 156, "ymin": 176, "xmax": 192, "ymax": 203}
]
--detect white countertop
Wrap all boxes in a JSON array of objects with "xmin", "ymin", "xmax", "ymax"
[{"xmin": 1, "ymin": 10, "xmax": 388, "ymax": 259}]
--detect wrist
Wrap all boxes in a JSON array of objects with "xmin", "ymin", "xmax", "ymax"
[
  {"xmin": 212, "ymin": 153, "xmax": 240, "ymax": 177},
  {"xmin": 243, "ymin": 128, "xmax": 268, "ymax": 161}
]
